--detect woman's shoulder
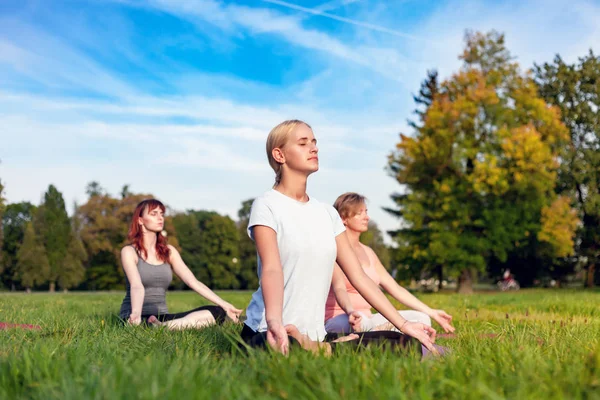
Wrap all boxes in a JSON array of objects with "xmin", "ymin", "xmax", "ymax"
[
  {"xmin": 120, "ymin": 245, "xmax": 139, "ymax": 263},
  {"xmin": 358, "ymin": 242, "xmax": 376, "ymax": 255},
  {"xmin": 121, "ymin": 245, "xmax": 137, "ymax": 256}
]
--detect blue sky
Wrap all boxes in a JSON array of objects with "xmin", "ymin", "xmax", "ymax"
[{"xmin": 1, "ymin": 0, "xmax": 599, "ymax": 241}]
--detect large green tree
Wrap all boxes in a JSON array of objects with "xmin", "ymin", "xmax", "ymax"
[
  {"xmin": 388, "ymin": 31, "xmax": 577, "ymax": 293},
  {"xmin": 15, "ymin": 222, "xmax": 50, "ymax": 291},
  {"xmin": 190, "ymin": 211, "xmax": 241, "ymax": 289},
  {"xmin": 1, "ymin": 202, "xmax": 36, "ymax": 290},
  {"xmin": 57, "ymin": 204, "xmax": 87, "ymax": 291},
  {"xmin": 534, "ymin": 51, "xmax": 600, "ymax": 287},
  {"xmin": 34, "ymin": 185, "xmax": 72, "ymax": 292},
  {"xmin": 172, "ymin": 212, "xmax": 206, "ymax": 286}
]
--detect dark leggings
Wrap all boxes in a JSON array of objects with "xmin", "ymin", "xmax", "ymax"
[
  {"xmin": 240, "ymin": 324, "xmax": 420, "ymax": 355},
  {"xmin": 122, "ymin": 305, "xmax": 227, "ymax": 325}
]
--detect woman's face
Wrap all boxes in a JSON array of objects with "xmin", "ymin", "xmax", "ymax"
[
  {"xmin": 280, "ymin": 123, "xmax": 319, "ymax": 176},
  {"xmin": 343, "ymin": 203, "xmax": 370, "ymax": 233},
  {"xmin": 138, "ymin": 206, "xmax": 165, "ymax": 233}
]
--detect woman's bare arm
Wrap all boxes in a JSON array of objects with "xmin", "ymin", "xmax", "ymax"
[
  {"xmin": 168, "ymin": 245, "xmax": 242, "ymax": 321},
  {"xmin": 331, "ymin": 264, "xmax": 355, "ymax": 314},
  {"xmin": 121, "ymin": 246, "xmax": 144, "ymax": 324},
  {"xmin": 370, "ymin": 247, "xmax": 454, "ymax": 333},
  {"xmin": 253, "ymin": 225, "xmax": 289, "ymax": 354},
  {"xmin": 335, "ymin": 232, "xmax": 437, "ymax": 351}
]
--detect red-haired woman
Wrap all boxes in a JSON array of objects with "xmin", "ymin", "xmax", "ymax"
[{"xmin": 119, "ymin": 199, "xmax": 242, "ymax": 329}]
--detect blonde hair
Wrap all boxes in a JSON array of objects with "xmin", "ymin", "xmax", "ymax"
[
  {"xmin": 266, "ymin": 119, "xmax": 312, "ymax": 185},
  {"xmin": 333, "ymin": 192, "xmax": 367, "ymax": 220}
]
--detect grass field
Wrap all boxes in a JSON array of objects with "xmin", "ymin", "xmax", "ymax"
[{"xmin": 1, "ymin": 290, "xmax": 599, "ymax": 399}]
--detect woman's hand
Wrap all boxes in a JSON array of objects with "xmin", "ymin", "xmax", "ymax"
[
  {"xmin": 267, "ymin": 320, "xmax": 290, "ymax": 355},
  {"xmin": 128, "ymin": 314, "xmax": 142, "ymax": 326},
  {"xmin": 400, "ymin": 321, "xmax": 437, "ymax": 354},
  {"xmin": 221, "ymin": 302, "xmax": 243, "ymax": 322},
  {"xmin": 348, "ymin": 311, "xmax": 363, "ymax": 332},
  {"xmin": 429, "ymin": 309, "xmax": 454, "ymax": 333}
]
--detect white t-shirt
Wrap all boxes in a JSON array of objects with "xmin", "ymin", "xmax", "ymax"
[{"xmin": 244, "ymin": 189, "xmax": 346, "ymax": 341}]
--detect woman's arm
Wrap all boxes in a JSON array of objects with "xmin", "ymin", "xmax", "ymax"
[
  {"xmin": 371, "ymin": 248, "xmax": 454, "ymax": 333},
  {"xmin": 121, "ymin": 246, "xmax": 144, "ymax": 325},
  {"xmin": 331, "ymin": 264, "xmax": 362, "ymax": 331},
  {"xmin": 253, "ymin": 225, "xmax": 289, "ymax": 354},
  {"xmin": 335, "ymin": 233, "xmax": 437, "ymax": 352},
  {"xmin": 331, "ymin": 264, "xmax": 354, "ymax": 314},
  {"xmin": 168, "ymin": 245, "xmax": 242, "ymax": 321}
]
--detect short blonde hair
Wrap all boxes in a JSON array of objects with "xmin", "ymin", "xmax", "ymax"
[
  {"xmin": 333, "ymin": 192, "xmax": 367, "ymax": 220},
  {"xmin": 266, "ymin": 119, "xmax": 312, "ymax": 185}
]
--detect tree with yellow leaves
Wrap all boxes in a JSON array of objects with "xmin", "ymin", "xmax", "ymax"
[{"xmin": 388, "ymin": 31, "xmax": 578, "ymax": 293}]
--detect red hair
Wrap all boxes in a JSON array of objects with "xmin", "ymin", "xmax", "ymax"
[{"xmin": 128, "ymin": 199, "xmax": 171, "ymax": 263}]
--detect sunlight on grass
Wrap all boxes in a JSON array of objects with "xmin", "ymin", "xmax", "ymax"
[{"xmin": 0, "ymin": 290, "xmax": 599, "ymax": 399}]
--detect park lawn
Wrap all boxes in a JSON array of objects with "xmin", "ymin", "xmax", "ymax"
[{"xmin": 0, "ymin": 290, "xmax": 599, "ymax": 400}]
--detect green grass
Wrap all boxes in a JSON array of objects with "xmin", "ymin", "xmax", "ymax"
[{"xmin": 1, "ymin": 290, "xmax": 599, "ymax": 399}]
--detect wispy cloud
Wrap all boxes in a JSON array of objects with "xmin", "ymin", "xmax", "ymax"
[
  {"xmin": 0, "ymin": 18, "xmax": 138, "ymax": 98},
  {"xmin": 118, "ymin": 0, "xmax": 417, "ymax": 82},
  {"xmin": 262, "ymin": 0, "xmax": 435, "ymax": 43}
]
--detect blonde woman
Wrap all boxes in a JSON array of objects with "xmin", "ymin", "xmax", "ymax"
[
  {"xmin": 240, "ymin": 120, "xmax": 437, "ymax": 355},
  {"xmin": 325, "ymin": 193, "xmax": 455, "ymax": 335}
]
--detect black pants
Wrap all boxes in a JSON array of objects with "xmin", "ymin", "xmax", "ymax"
[
  {"xmin": 122, "ymin": 305, "xmax": 227, "ymax": 325},
  {"xmin": 240, "ymin": 324, "xmax": 419, "ymax": 355}
]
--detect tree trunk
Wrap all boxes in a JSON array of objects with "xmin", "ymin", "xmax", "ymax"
[
  {"xmin": 457, "ymin": 269, "xmax": 474, "ymax": 294},
  {"xmin": 49, "ymin": 282, "xmax": 56, "ymax": 292},
  {"xmin": 437, "ymin": 265, "xmax": 444, "ymax": 291},
  {"xmin": 26, "ymin": 287, "xmax": 31, "ymax": 294},
  {"xmin": 586, "ymin": 263, "xmax": 595, "ymax": 288}
]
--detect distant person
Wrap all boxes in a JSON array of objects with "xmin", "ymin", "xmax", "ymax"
[
  {"xmin": 241, "ymin": 120, "xmax": 437, "ymax": 355},
  {"xmin": 325, "ymin": 193, "xmax": 455, "ymax": 335},
  {"xmin": 119, "ymin": 199, "xmax": 242, "ymax": 329}
]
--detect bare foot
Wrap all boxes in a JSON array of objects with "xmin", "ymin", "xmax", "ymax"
[
  {"xmin": 331, "ymin": 333, "xmax": 359, "ymax": 343},
  {"xmin": 147, "ymin": 315, "xmax": 162, "ymax": 327},
  {"xmin": 284, "ymin": 324, "xmax": 333, "ymax": 356}
]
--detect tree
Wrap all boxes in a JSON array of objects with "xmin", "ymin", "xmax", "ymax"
[
  {"xmin": 120, "ymin": 184, "xmax": 131, "ymax": 199},
  {"xmin": 534, "ymin": 51, "xmax": 600, "ymax": 287},
  {"xmin": 34, "ymin": 185, "xmax": 72, "ymax": 292},
  {"xmin": 1, "ymin": 202, "xmax": 36, "ymax": 290},
  {"xmin": 0, "ymin": 178, "xmax": 5, "ymax": 276},
  {"xmin": 237, "ymin": 199, "xmax": 258, "ymax": 290},
  {"xmin": 86, "ymin": 181, "xmax": 105, "ymax": 198},
  {"xmin": 408, "ymin": 69, "xmax": 439, "ymax": 129},
  {"xmin": 192, "ymin": 211, "xmax": 241, "ymax": 289},
  {"xmin": 15, "ymin": 222, "xmax": 50, "ymax": 291},
  {"xmin": 57, "ymin": 205, "xmax": 87, "ymax": 291},
  {"xmin": 386, "ymin": 68, "xmax": 445, "ymax": 287},
  {"xmin": 172, "ymin": 212, "xmax": 206, "ymax": 286},
  {"xmin": 78, "ymin": 192, "xmax": 122, "ymax": 290},
  {"xmin": 387, "ymin": 31, "xmax": 577, "ymax": 293}
]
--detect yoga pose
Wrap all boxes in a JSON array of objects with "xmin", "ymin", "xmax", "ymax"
[
  {"xmin": 119, "ymin": 199, "xmax": 242, "ymax": 329},
  {"xmin": 325, "ymin": 193, "xmax": 455, "ymax": 334},
  {"xmin": 241, "ymin": 120, "xmax": 437, "ymax": 355}
]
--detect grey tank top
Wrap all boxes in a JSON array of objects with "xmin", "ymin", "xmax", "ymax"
[{"xmin": 119, "ymin": 252, "xmax": 173, "ymax": 318}]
